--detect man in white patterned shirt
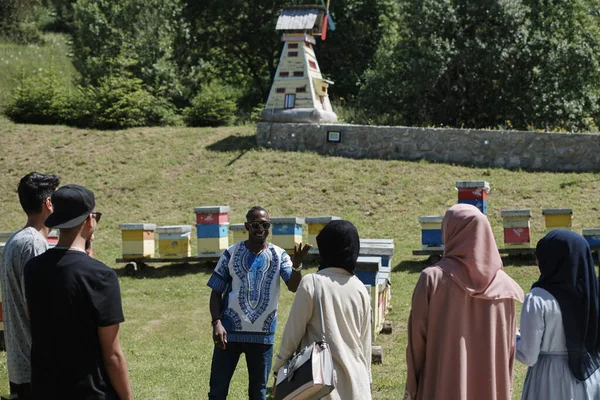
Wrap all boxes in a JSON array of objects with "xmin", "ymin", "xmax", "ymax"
[
  {"xmin": 0, "ymin": 172, "xmax": 59, "ymax": 399},
  {"xmin": 207, "ymin": 206, "xmax": 310, "ymax": 400}
]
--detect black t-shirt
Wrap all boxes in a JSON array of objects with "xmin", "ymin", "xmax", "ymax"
[{"xmin": 24, "ymin": 249, "xmax": 125, "ymax": 400}]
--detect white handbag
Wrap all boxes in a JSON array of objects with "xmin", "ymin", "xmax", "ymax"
[{"xmin": 275, "ymin": 275, "xmax": 335, "ymax": 400}]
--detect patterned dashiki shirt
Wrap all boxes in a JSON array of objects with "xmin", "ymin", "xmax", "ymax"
[{"xmin": 207, "ymin": 241, "xmax": 292, "ymax": 344}]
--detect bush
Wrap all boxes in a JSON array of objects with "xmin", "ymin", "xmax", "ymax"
[
  {"xmin": 4, "ymin": 69, "xmax": 75, "ymax": 124},
  {"xmin": 5, "ymin": 72, "xmax": 180, "ymax": 129},
  {"xmin": 83, "ymin": 75, "xmax": 179, "ymax": 130},
  {"xmin": 183, "ymin": 83, "xmax": 237, "ymax": 127}
]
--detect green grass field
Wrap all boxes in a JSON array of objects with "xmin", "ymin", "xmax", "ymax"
[
  {"xmin": 0, "ymin": 33, "xmax": 77, "ymax": 110},
  {"xmin": 1, "ymin": 120, "xmax": 599, "ymax": 398}
]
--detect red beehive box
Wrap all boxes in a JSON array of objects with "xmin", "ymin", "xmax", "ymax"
[{"xmin": 194, "ymin": 206, "xmax": 230, "ymax": 224}]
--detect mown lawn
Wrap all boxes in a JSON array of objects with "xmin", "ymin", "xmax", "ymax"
[{"xmin": 1, "ymin": 120, "xmax": 599, "ymax": 398}]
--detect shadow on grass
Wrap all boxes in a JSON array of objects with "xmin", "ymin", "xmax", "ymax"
[
  {"xmin": 116, "ymin": 261, "xmax": 216, "ymax": 279},
  {"xmin": 393, "ymin": 259, "xmax": 437, "ymax": 273},
  {"xmin": 394, "ymin": 253, "xmax": 537, "ymax": 274},
  {"xmin": 206, "ymin": 135, "xmax": 259, "ymax": 166},
  {"xmin": 501, "ymin": 254, "xmax": 537, "ymax": 267}
]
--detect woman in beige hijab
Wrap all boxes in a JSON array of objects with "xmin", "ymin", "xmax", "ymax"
[{"xmin": 405, "ymin": 204, "xmax": 524, "ymax": 400}]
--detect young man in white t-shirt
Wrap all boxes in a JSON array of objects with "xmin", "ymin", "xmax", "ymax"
[
  {"xmin": 0, "ymin": 172, "xmax": 59, "ymax": 399},
  {"xmin": 207, "ymin": 206, "xmax": 310, "ymax": 400}
]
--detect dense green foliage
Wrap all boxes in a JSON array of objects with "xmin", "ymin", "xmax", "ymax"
[
  {"xmin": 0, "ymin": 0, "xmax": 44, "ymax": 43},
  {"xmin": 5, "ymin": 70, "xmax": 178, "ymax": 129},
  {"xmin": 71, "ymin": 0, "xmax": 185, "ymax": 102},
  {"xmin": 3, "ymin": 0, "xmax": 600, "ymax": 130},
  {"xmin": 359, "ymin": 0, "xmax": 600, "ymax": 131},
  {"xmin": 183, "ymin": 83, "xmax": 238, "ymax": 127}
]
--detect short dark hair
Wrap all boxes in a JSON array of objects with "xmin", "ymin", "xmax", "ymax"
[
  {"xmin": 18, "ymin": 172, "xmax": 60, "ymax": 215},
  {"xmin": 246, "ymin": 206, "xmax": 269, "ymax": 220}
]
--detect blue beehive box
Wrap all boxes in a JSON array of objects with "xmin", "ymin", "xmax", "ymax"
[
  {"xmin": 196, "ymin": 224, "xmax": 229, "ymax": 238},
  {"xmin": 418, "ymin": 216, "xmax": 444, "ymax": 250},
  {"xmin": 583, "ymin": 229, "xmax": 600, "ymax": 248},
  {"xmin": 354, "ymin": 256, "xmax": 383, "ymax": 286}
]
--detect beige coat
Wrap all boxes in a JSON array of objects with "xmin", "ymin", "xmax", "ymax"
[{"xmin": 274, "ymin": 268, "xmax": 372, "ymax": 400}]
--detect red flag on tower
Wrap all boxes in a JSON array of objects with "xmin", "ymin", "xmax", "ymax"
[{"xmin": 321, "ymin": 13, "xmax": 328, "ymax": 40}]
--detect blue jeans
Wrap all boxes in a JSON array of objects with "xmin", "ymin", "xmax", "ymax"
[{"xmin": 208, "ymin": 342, "xmax": 273, "ymax": 400}]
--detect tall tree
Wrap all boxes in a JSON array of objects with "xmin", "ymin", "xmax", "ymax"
[
  {"xmin": 177, "ymin": 0, "xmax": 392, "ymax": 107},
  {"xmin": 72, "ymin": 0, "xmax": 186, "ymax": 101},
  {"xmin": 360, "ymin": 0, "xmax": 600, "ymax": 131}
]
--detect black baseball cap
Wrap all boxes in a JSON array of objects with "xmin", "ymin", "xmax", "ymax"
[{"xmin": 45, "ymin": 184, "xmax": 96, "ymax": 229}]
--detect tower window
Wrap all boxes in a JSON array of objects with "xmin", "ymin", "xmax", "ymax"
[
  {"xmin": 296, "ymin": 87, "xmax": 306, "ymax": 93},
  {"xmin": 279, "ymin": 71, "xmax": 289, "ymax": 77},
  {"xmin": 293, "ymin": 71, "xmax": 304, "ymax": 77},
  {"xmin": 284, "ymin": 94, "xmax": 296, "ymax": 109},
  {"xmin": 322, "ymin": 86, "xmax": 327, "ymax": 93},
  {"xmin": 288, "ymin": 43, "xmax": 299, "ymax": 49},
  {"xmin": 288, "ymin": 51, "xmax": 298, "ymax": 57},
  {"xmin": 276, "ymin": 88, "xmax": 286, "ymax": 93},
  {"xmin": 309, "ymin": 60, "xmax": 317, "ymax": 69}
]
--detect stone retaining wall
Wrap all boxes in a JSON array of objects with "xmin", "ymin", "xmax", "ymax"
[{"xmin": 256, "ymin": 122, "xmax": 600, "ymax": 172}]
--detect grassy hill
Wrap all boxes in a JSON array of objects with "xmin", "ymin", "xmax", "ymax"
[
  {"xmin": 0, "ymin": 33, "xmax": 77, "ymax": 110},
  {"xmin": 1, "ymin": 120, "xmax": 599, "ymax": 398}
]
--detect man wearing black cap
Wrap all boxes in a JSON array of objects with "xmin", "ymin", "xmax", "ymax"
[{"xmin": 24, "ymin": 184, "xmax": 132, "ymax": 400}]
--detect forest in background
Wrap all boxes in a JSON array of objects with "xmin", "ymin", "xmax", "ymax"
[{"xmin": 2, "ymin": 0, "xmax": 600, "ymax": 131}]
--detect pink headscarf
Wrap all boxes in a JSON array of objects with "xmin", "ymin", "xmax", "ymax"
[{"xmin": 438, "ymin": 204, "xmax": 524, "ymax": 301}]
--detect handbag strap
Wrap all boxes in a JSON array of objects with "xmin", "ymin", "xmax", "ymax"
[{"xmin": 312, "ymin": 274, "xmax": 327, "ymax": 342}]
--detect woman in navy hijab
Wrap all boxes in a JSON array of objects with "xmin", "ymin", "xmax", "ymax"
[{"xmin": 516, "ymin": 229, "xmax": 600, "ymax": 399}]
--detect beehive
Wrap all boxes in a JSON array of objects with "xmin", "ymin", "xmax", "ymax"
[
  {"xmin": 542, "ymin": 208, "xmax": 573, "ymax": 234},
  {"xmin": 270, "ymin": 217, "xmax": 304, "ymax": 253},
  {"xmin": 305, "ymin": 216, "xmax": 340, "ymax": 254},
  {"xmin": 418, "ymin": 216, "xmax": 444, "ymax": 250},
  {"xmin": 47, "ymin": 230, "xmax": 59, "ymax": 249},
  {"xmin": 456, "ymin": 181, "xmax": 490, "ymax": 214},
  {"xmin": 583, "ymin": 228, "xmax": 600, "ymax": 249},
  {"xmin": 229, "ymin": 223, "xmax": 248, "ymax": 245},
  {"xmin": 156, "ymin": 225, "xmax": 192, "ymax": 258},
  {"xmin": 119, "ymin": 224, "xmax": 156, "ymax": 259},
  {"xmin": 501, "ymin": 210, "xmax": 532, "ymax": 248},
  {"xmin": 194, "ymin": 206, "xmax": 230, "ymax": 257}
]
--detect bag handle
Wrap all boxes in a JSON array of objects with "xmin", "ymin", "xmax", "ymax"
[{"xmin": 312, "ymin": 274, "xmax": 326, "ymax": 343}]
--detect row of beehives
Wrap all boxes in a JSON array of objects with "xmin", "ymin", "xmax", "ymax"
[
  {"xmin": 418, "ymin": 180, "xmax": 598, "ymax": 250},
  {"xmin": 118, "ymin": 206, "xmax": 345, "ymax": 259},
  {"xmin": 118, "ymin": 206, "xmax": 395, "ymax": 341}
]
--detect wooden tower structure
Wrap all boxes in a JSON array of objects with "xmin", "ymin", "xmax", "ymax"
[{"xmin": 262, "ymin": 5, "xmax": 338, "ymax": 123}]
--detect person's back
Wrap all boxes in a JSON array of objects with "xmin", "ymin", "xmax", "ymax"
[
  {"xmin": 516, "ymin": 230, "xmax": 600, "ymax": 400},
  {"xmin": 274, "ymin": 220, "xmax": 372, "ymax": 400},
  {"xmin": 0, "ymin": 228, "xmax": 47, "ymax": 388},
  {"xmin": 24, "ymin": 184, "xmax": 131, "ymax": 400},
  {"xmin": 409, "ymin": 266, "xmax": 517, "ymax": 400},
  {"xmin": 25, "ymin": 248, "xmax": 123, "ymax": 399},
  {"xmin": 405, "ymin": 204, "xmax": 524, "ymax": 400},
  {"xmin": 0, "ymin": 171, "xmax": 59, "ymax": 399},
  {"xmin": 304, "ymin": 269, "xmax": 371, "ymax": 400}
]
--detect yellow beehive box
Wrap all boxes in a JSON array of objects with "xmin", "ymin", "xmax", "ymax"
[
  {"xmin": 305, "ymin": 216, "xmax": 340, "ymax": 254},
  {"xmin": 229, "ymin": 223, "xmax": 249, "ymax": 245},
  {"xmin": 542, "ymin": 208, "xmax": 573, "ymax": 233},
  {"xmin": 119, "ymin": 224, "xmax": 156, "ymax": 259},
  {"xmin": 197, "ymin": 237, "xmax": 229, "ymax": 258},
  {"xmin": 156, "ymin": 225, "xmax": 192, "ymax": 258}
]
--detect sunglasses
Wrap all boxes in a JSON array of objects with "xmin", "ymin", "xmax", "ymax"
[
  {"xmin": 91, "ymin": 212, "xmax": 102, "ymax": 223},
  {"xmin": 248, "ymin": 221, "xmax": 270, "ymax": 230}
]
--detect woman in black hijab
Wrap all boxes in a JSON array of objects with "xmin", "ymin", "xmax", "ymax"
[
  {"xmin": 273, "ymin": 220, "xmax": 373, "ymax": 400},
  {"xmin": 516, "ymin": 229, "xmax": 600, "ymax": 399}
]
